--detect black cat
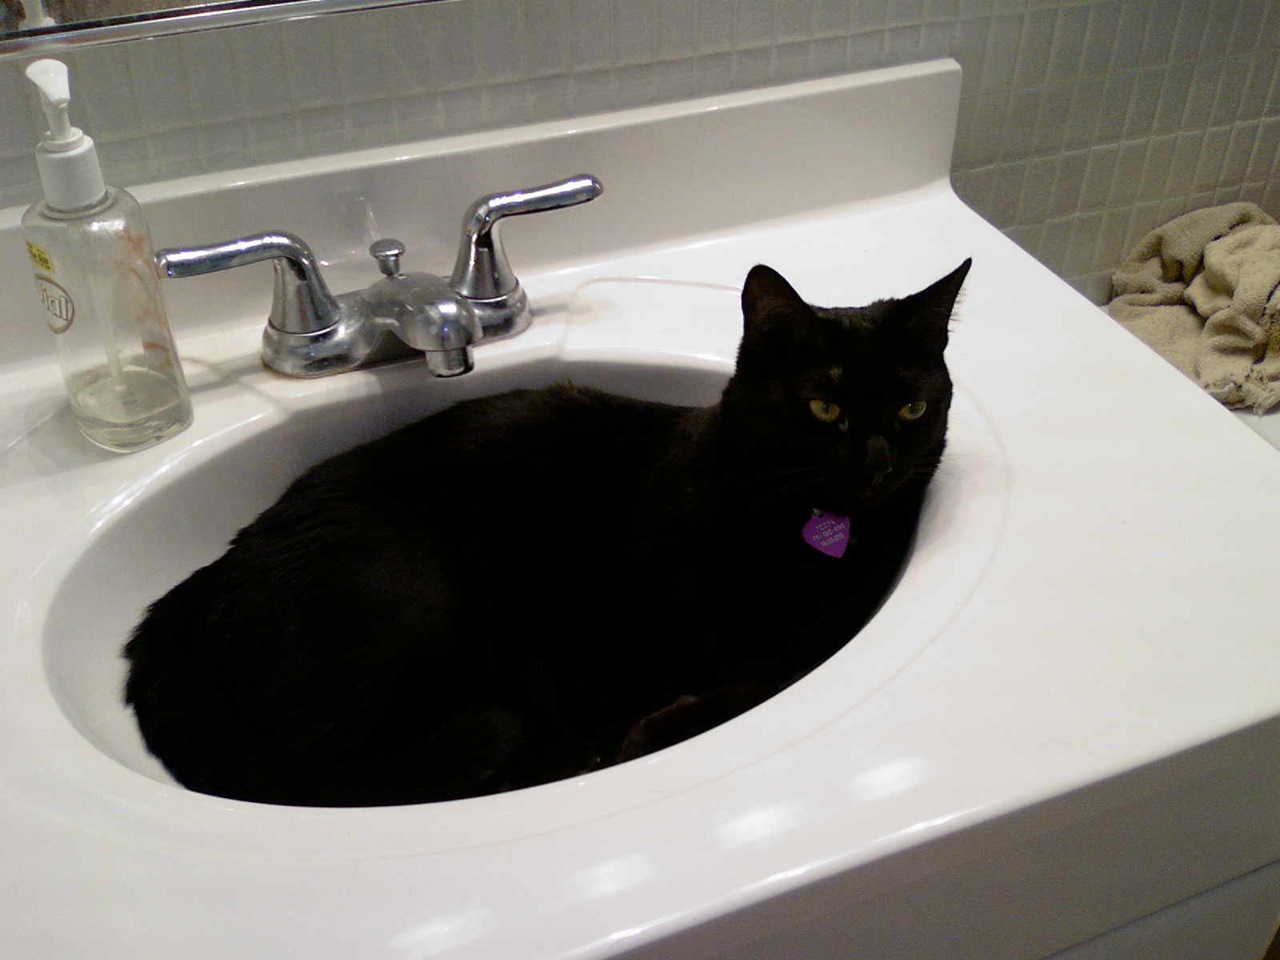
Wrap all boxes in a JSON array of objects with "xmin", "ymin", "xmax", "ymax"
[{"xmin": 124, "ymin": 259, "xmax": 971, "ymax": 806}]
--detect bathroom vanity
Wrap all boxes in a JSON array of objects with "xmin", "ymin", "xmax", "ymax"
[{"xmin": 3, "ymin": 60, "xmax": 1280, "ymax": 960}]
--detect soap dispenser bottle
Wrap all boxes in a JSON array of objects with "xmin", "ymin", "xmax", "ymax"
[{"xmin": 22, "ymin": 58, "xmax": 191, "ymax": 453}]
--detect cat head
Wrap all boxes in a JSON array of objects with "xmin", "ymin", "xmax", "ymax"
[{"xmin": 719, "ymin": 259, "xmax": 972, "ymax": 516}]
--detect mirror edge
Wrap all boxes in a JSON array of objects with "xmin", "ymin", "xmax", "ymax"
[{"xmin": 0, "ymin": 0, "xmax": 441, "ymax": 60}]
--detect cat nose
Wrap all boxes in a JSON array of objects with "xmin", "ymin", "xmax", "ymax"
[{"xmin": 864, "ymin": 435, "xmax": 893, "ymax": 484}]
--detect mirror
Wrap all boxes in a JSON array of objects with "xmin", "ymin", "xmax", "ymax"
[{"xmin": 1, "ymin": 1, "xmax": 432, "ymax": 54}]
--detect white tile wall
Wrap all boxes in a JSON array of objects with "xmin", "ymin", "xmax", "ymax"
[{"xmin": 3, "ymin": 0, "xmax": 1279, "ymax": 302}]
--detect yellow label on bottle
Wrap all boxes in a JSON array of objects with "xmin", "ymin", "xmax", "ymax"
[{"xmin": 26, "ymin": 241, "xmax": 54, "ymax": 274}]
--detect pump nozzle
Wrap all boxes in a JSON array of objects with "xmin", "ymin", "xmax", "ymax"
[
  {"xmin": 25, "ymin": 58, "xmax": 105, "ymax": 211},
  {"xmin": 26, "ymin": 59, "xmax": 78, "ymax": 148},
  {"xmin": 19, "ymin": 0, "xmax": 57, "ymax": 29}
]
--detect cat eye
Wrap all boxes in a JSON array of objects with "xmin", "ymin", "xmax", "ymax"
[
  {"xmin": 809, "ymin": 399, "xmax": 842, "ymax": 423},
  {"xmin": 898, "ymin": 400, "xmax": 928, "ymax": 421}
]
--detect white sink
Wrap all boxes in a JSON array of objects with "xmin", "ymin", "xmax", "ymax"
[
  {"xmin": 38, "ymin": 273, "xmax": 1003, "ymax": 808},
  {"xmin": 6, "ymin": 60, "xmax": 1280, "ymax": 960}
]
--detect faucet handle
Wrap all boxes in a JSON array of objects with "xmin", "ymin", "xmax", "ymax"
[
  {"xmin": 369, "ymin": 238, "xmax": 406, "ymax": 277},
  {"xmin": 157, "ymin": 232, "xmax": 340, "ymax": 337},
  {"xmin": 450, "ymin": 173, "xmax": 603, "ymax": 339},
  {"xmin": 157, "ymin": 231, "xmax": 367, "ymax": 378}
]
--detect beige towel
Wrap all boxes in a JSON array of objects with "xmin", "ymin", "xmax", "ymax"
[{"xmin": 1107, "ymin": 202, "xmax": 1280, "ymax": 414}]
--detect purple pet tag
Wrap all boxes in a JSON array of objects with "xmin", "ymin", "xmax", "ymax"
[{"xmin": 802, "ymin": 510, "xmax": 850, "ymax": 558}]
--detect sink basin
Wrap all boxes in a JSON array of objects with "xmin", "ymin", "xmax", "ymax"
[{"xmin": 40, "ymin": 277, "xmax": 1003, "ymax": 803}]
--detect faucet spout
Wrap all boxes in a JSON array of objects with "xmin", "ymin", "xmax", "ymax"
[{"xmin": 356, "ymin": 269, "xmax": 480, "ymax": 378}]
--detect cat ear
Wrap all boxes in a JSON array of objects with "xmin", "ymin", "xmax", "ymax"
[
  {"xmin": 741, "ymin": 264, "xmax": 811, "ymax": 332},
  {"xmin": 897, "ymin": 258, "xmax": 972, "ymax": 354}
]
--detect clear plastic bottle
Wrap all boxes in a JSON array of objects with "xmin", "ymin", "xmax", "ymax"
[{"xmin": 22, "ymin": 59, "xmax": 191, "ymax": 453}]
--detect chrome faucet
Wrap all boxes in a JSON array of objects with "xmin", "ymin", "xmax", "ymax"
[{"xmin": 155, "ymin": 174, "xmax": 603, "ymax": 378}]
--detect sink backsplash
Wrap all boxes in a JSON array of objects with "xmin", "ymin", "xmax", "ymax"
[
  {"xmin": 0, "ymin": 63, "xmax": 958, "ymax": 374},
  {"xmin": 4, "ymin": 1, "xmax": 1278, "ymax": 308}
]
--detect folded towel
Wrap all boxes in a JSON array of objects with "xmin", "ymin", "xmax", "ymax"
[{"xmin": 1107, "ymin": 202, "xmax": 1280, "ymax": 414}]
